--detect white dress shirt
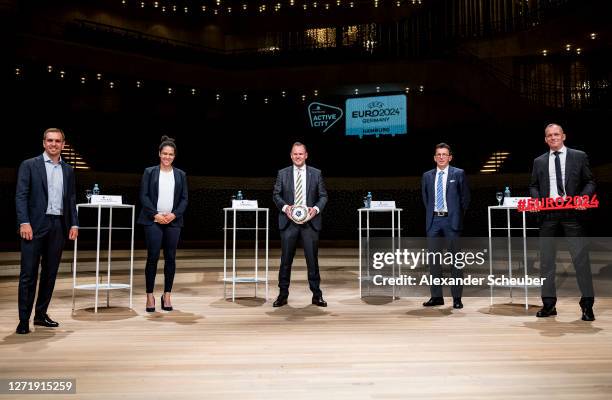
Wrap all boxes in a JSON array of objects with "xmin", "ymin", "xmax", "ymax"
[
  {"xmin": 282, "ymin": 164, "xmax": 320, "ymax": 214},
  {"xmin": 157, "ymin": 169, "xmax": 175, "ymax": 214},
  {"xmin": 548, "ymin": 145, "xmax": 567, "ymax": 198}
]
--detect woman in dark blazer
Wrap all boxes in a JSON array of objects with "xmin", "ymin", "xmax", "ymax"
[{"xmin": 138, "ymin": 136, "xmax": 188, "ymax": 312}]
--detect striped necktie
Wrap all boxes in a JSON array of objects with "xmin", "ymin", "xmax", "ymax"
[
  {"xmin": 295, "ymin": 169, "xmax": 304, "ymax": 206},
  {"xmin": 435, "ymin": 171, "xmax": 444, "ymax": 211}
]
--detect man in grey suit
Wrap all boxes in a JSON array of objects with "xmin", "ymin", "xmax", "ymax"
[
  {"xmin": 529, "ymin": 123, "xmax": 596, "ymax": 321},
  {"xmin": 15, "ymin": 128, "xmax": 79, "ymax": 334},
  {"xmin": 272, "ymin": 142, "xmax": 328, "ymax": 307}
]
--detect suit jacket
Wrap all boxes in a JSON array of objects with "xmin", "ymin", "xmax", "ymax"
[
  {"xmin": 15, "ymin": 155, "xmax": 79, "ymax": 236},
  {"xmin": 529, "ymin": 147, "xmax": 596, "ymax": 199},
  {"xmin": 137, "ymin": 166, "xmax": 189, "ymax": 227},
  {"xmin": 273, "ymin": 165, "xmax": 328, "ymax": 231},
  {"xmin": 422, "ymin": 166, "xmax": 470, "ymax": 232}
]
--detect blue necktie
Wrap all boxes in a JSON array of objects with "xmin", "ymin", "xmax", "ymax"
[{"xmin": 435, "ymin": 171, "xmax": 444, "ymax": 211}]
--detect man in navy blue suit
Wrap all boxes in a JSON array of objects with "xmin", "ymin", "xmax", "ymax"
[
  {"xmin": 421, "ymin": 143, "xmax": 470, "ymax": 309},
  {"xmin": 272, "ymin": 142, "xmax": 328, "ymax": 307},
  {"xmin": 15, "ymin": 128, "xmax": 79, "ymax": 334}
]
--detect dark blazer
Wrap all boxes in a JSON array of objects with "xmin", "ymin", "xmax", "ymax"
[
  {"xmin": 529, "ymin": 147, "xmax": 596, "ymax": 199},
  {"xmin": 137, "ymin": 166, "xmax": 188, "ymax": 227},
  {"xmin": 273, "ymin": 165, "xmax": 328, "ymax": 231},
  {"xmin": 15, "ymin": 155, "xmax": 78, "ymax": 236},
  {"xmin": 422, "ymin": 166, "xmax": 470, "ymax": 232}
]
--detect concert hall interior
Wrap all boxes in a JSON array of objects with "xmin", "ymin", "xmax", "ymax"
[{"xmin": 1, "ymin": 0, "xmax": 611, "ymax": 398}]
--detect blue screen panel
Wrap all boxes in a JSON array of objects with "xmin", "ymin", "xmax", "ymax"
[{"xmin": 345, "ymin": 95, "xmax": 407, "ymax": 137}]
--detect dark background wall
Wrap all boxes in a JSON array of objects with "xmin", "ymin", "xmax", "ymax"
[{"xmin": 2, "ymin": 0, "xmax": 611, "ymax": 248}]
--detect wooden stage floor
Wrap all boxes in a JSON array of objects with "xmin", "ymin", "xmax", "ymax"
[{"xmin": 0, "ymin": 249, "xmax": 611, "ymax": 399}]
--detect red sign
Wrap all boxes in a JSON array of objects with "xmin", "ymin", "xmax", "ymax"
[{"xmin": 517, "ymin": 195, "xmax": 599, "ymax": 212}]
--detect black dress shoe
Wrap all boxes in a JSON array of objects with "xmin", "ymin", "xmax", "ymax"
[
  {"xmin": 273, "ymin": 296, "xmax": 288, "ymax": 307},
  {"xmin": 581, "ymin": 306, "xmax": 595, "ymax": 321},
  {"xmin": 33, "ymin": 314, "xmax": 59, "ymax": 327},
  {"xmin": 16, "ymin": 321, "xmax": 30, "ymax": 334},
  {"xmin": 453, "ymin": 298, "xmax": 463, "ymax": 309},
  {"xmin": 423, "ymin": 297, "xmax": 444, "ymax": 307},
  {"xmin": 536, "ymin": 305, "xmax": 557, "ymax": 317},
  {"xmin": 161, "ymin": 295, "xmax": 173, "ymax": 311},
  {"xmin": 312, "ymin": 296, "xmax": 327, "ymax": 307}
]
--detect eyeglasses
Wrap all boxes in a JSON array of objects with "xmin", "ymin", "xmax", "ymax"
[{"xmin": 435, "ymin": 154, "xmax": 450, "ymax": 158}]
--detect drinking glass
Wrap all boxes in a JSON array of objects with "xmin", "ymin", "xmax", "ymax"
[{"xmin": 495, "ymin": 192, "xmax": 503, "ymax": 206}]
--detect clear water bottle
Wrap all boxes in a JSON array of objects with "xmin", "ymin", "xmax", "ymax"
[
  {"xmin": 504, "ymin": 186, "xmax": 511, "ymax": 200},
  {"xmin": 236, "ymin": 190, "xmax": 243, "ymax": 201},
  {"xmin": 92, "ymin": 183, "xmax": 100, "ymax": 196},
  {"xmin": 366, "ymin": 192, "xmax": 372, "ymax": 208}
]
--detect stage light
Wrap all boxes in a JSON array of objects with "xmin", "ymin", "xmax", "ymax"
[
  {"xmin": 314, "ymin": 89, "xmax": 319, "ymax": 97},
  {"xmin": 350, "ymin": 2, "xmax": 354, "ymax": 8},
  {"xmin": 202, "ymin": 5, "xmax": 206, "ymax": 11},
  {"xmin": 313, "ymin": 2, "xmax": 318, "ymax": 8},
  {"xmin": 374, "ymin": 0, "xmax": 378, "ymax": 8},
  {"xmin": 397, "ymin": 1, "xmax": 401, "ymax": 6},
  {"xmin": 191, "ymin": 88, "xmax": 197, "ymax": 95},
  {"xmin": 47, "ymin": 65, "xmax": 53, "ymax": 73},
  {"xmin": 216, "ymin": 93, "xmax": 221, "ymax": 101},
  {"xmin": 140, "ymin": 2, "xmax": 145, "ymax": 8},
  {"xmin": 168, "ymin": 87, "xmax": 173, "ymax": 94},
  {"xmin": 303, "ymin": 4, "xmax": 307, "ymax": 9},
  {"xmin": 154, "ymin": 2, "xmax": 159, "ymax": 8},
  {"xmin": 542, "ymin": 49, "xmax": 548, "ymax": 56},
  {"xmin": 80, "ymin": 76, "xmax": 86, "ymax": 84},
  {"xmin": 325, "ymin": 3, "xmax": 329, "ymax": 9},
  {"xmin": 184, "ymin": 6, "xmax": 188, "ymax": 13},
  {"xmin": 121, "ymin": 0, "xmax": 127, "ymax": 5},
  {"xmin": 214, "ymin": 9, "xmax": 218, "ymax": 14},
  {"xmin": 301, "ymin": 94, "xmax": 306, "ymax": 101},
  {"xmin": 264, "ymin": 98, "xmax": 269, "ymax": 104},
  {"xmin": 136, "ymin": 80, "xmax": 142, "ymax": 88},
  {"xmin": 565, "ymin": 43, "xmax": 571, "ymax": 51},
  {"xmin": 281, "ymin": 91, "xmax": 287, "ymax": 98},
  {"xmin": 109, "ymin": 81, "xmax": 115, "ymax": 89},
  {"xmin": 172, "ymin": 5, "xmax": 177, "ymax": 12},
  {"xmin": 290, "ymin": 0, "xmax": 295, "ymax": 5},
  {"xmin": 162, "ymin": 6, "xmax": 166, "ymax": 12},
  {"xmin": 354, "ymin": 88, "xmax": 359, "ymax": 94},
  {"xmin": 96, "ymin": 73, "xmax": 102, "ymax": 80},
  {"xmin": 15, "ymin": 68, "xmax": 21, "ymax": 76},
  {"xmin": 576, "ymin": 48, "xmax": 582, "ymax": 55},
  {"xmin": 419, "ymin": 85, "xmax": 424, "ymax": 92},
  {"xmin": 243, "ymin": 93, "xmax": 248, "ymax": 101},
  {"xmin": 376, "ymin": 86, "xmax": 380, "ymax": 93},
  {"xmin": 404, "ymin": 87, "xmax": 410, "ymax": 93},
  {"xmin": 337, "ymin": 0, "xmax": 340, "ymax": 5},
  {"xmin": 59, "ymin": 70, "xmax": 65, "ymax": 79},
  {"xmin": 590, "ymin": 32, "xmax": 597, "ymax": 40},
  {"xmin": 216, "ymin": 0, "xmax": 221, "ymax": 5},
  {"xmin": 242, "ymin": 3, "xmax": 247, "ymax": 10}
]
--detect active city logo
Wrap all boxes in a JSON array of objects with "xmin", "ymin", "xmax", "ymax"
[{"xmin": 307, "ymin": 102, "xmax": 343, "ymax": 133}]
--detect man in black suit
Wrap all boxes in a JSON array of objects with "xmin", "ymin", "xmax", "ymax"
[
  {"xmin": 15, "ymin": 128, "xmax": 79, "ymax": 334},
  {"xmin": 421, "ymin": 143, "xmax": 470, "ymax": 309},
  {"xmin": 529, "ymin": 123, "xmax": 596, "ymax": 321},
  {"xmin": 272, "ymin": 142, "xmax": 328, "ymax": 307}
]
